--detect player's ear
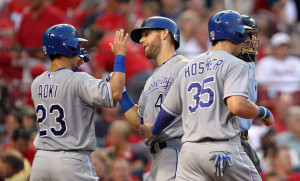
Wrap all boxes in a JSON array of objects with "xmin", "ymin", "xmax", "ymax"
[{"xmin": 161, "ymin": 29, "xmax": 169, "ymax": 40}]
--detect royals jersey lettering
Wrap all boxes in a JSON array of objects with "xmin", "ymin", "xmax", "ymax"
[
  {"xmin": 31, "ymin": 68, "xmax": 114, "ymax": 151},
  {"xmin": 161, "ymin": 51, "xmax": 249, "ymax": 143}
]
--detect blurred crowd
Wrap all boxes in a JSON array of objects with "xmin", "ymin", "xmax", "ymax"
[{"xmin": 1, "ymin": 0, "xmax": 300, "ymax": 180}]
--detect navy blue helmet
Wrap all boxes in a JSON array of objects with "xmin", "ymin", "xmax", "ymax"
[
  {"xmin": 208, "ymin": 10, "xmax": 253, "ymax": 44},
  {"xmin": 42, "ymin": 24, "xmax": 89, "ymax": 61},
  {"xmin": 130, "ymin": 16, "xmax": 180, "ymax": 50}
]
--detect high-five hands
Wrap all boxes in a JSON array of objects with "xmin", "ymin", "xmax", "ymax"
[{"xmin": 109, "ymin": 29, "xmax": 129, "ymax": 56}]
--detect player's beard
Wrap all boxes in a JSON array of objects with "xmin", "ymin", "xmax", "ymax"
[{"xmin": 145, "ymin": 35, "xmax": 162, "ymax": 60}]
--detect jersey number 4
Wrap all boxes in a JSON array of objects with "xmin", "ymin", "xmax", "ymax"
[
  {"xmin": 36, "ymin": 104, "xmax": 67, "ymax": 137},
  {"xmin": 188, "ymin": 77, "xmax": 215, "ymax": 113}
]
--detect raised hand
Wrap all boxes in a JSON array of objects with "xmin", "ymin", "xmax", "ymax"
[{"xmin": 109, "ymin": 29, "xmax": 129, "ymax": 56}]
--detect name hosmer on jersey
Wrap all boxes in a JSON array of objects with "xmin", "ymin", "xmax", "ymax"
[
  {"xmin": 38, "ymin": 84, "xmax": 59, "ymax": 99},
  {"xmin": 184, "ymin": 58, "xmax": 224, "ymax": 78}
]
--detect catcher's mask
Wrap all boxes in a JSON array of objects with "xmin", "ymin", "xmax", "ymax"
[{"xmin": 238, "ymin": 15, "xmax": 259, "ymax": 62}]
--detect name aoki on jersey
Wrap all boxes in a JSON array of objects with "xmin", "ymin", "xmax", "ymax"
[
  {"xmin": 184, "ymin": 59, "xmax": 224, "ymax": 78},
  {"xmin": 38, "ymin": 84, "xmax": 59, "ymax": 99}
]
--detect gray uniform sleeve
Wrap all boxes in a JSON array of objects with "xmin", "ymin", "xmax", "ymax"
[
  {"xmin": 161, "ymin": 72, "xmax": 183, "ymax": 117},
  {"xmin": 78, "ymin": 73, "xmax": 115, "ymax": 108},
  {"xmin": 223, "ymin": 62, "xmax": 249, "ymax": 102}
]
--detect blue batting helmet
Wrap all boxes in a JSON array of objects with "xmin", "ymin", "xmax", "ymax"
[
  {"xmin": 130, "ymin": 16, "xmax": 180, "ymax": 50},
  {"xmin": 42, "ymin": 24, "xmax": 87, "ymax": 58},
  {"xmin": 208, "ymin": 10, "xmax": 251, "ymax": 44}
]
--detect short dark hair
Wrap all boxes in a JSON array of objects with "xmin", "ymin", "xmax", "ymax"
[
  {"xmin": 49, "ymin": 54, "xmax": 64, "ymax": 61},
  {"xmin": 12, "ymin": 128, "xmax": 30, "ymax": 141},
  {"xmin": 212, "ymin": 40, "xmax": 221, "ymax": 46},
  {"xmin": 1, "ymin": 150, "xmax": 24, "ymax": 171}
]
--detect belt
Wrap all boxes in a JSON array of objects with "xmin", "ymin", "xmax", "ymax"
[
  {"xmin": 239, "ymin": 131, "xmax": 249, "ymax": 140},
  {"xmin": 150, "ymin": 141, "xmax": 167, "ymax": 154},
  {"xmin": 197, "ymin": 137, "xmax": 229, "ymax": 143}
]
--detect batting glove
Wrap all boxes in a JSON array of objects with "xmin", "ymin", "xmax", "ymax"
[{"xmin": 209, "ymin": 153, "xmax": 233, "ymax": 177}]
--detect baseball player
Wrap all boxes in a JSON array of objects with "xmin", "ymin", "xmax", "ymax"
[
  {"xmin": 116, "ymin": 16, "xmax": 189, "ymax": 181},
  {"xmin": 29, "ymin": 24, "xmax": 127, "ymax": 181},
  {"xmin": 237, "ymin": 14, "xmax": 262, "ymax": 173},
  {"xmin": 140, "ymin": 10, "xmax": 274, "ymax": 181}
]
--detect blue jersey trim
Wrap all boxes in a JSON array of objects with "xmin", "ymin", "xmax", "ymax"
[{"xmin": 161, "ymin": 103, "xmax": 181, "ymax": 117}]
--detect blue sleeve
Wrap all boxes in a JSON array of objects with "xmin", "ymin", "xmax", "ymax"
[{"xmin": 151, "ymin": 108, "xmax": 176, "ymax": 135}]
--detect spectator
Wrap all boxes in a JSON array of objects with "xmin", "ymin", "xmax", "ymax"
[
  {"xmin": 13, "ymin": 0, "xmax": 66, "ymax": 59},
  {"xmin": 106, "ymin": 120, "xmax": 134, "ymax": 161},
  {"xmin": 177, "ymin": 10, "xmax": 201, "ymax": 60},
  {"xmin": 159, "ymin": 0, "xmax": 183, "ymax": 21},
  {"xmin": 91, "ymin": 148, "xmax": 113, "ymax": 181},
  {"xmin": 24, "ymin": 63, "xmax": 46, "ymax": 108},
  {"xmin": 7, "ymin": 128, "xmax": 36, "ymax": 166},
  {"xmin": 94, "ymin": 107, "xmax": 123, "ymax": 147},
  {"xmin": 184, "ymin": 0, "xmax": 208, "ymax": 17},
  {"xmin": 193, "ymin": 17, "xmax": 211, "ymax": 56},
  {"xmin": 263, "ymin": 172, "xmax": 282, "ymax": 181},
  {"xmin": 69, "ymin": 0, "xmax": 102, "ymax": 32},
  {"xmin": 94, "ymin": 0, "xmax": 137, "ymax": 34},
  {"xmin": 270, "ymin": 146, "xmax": 300, "ymax": 181},
  {"xmin": 133, "ymin": 1, "xmax": 160, "ymax": 30},
  {"xmin": 109, "ymin": 157, "xmax": 138, "ymax": 181},
  {"xmin": 0, "ymin": 4, "xmax": 21, "ymax": 82},
  {"xmin": 256, "ymin": 32, "xmax": 300, "ymax": 96},
  {"xmin": 20, "ymin": 106, "xmax": 37, "ymax": 141},
  {"xmin": 0, "ymin": 149, "xmax": 24, "ymax": 180},
  {"xmin": 52, "ymin": 0, "xmax": 81, "ymax": 13},
  {"xmin": 259, "ymin": 128, "xmax": 277, "ymax": 173},
  {"xmin": 2, "ymin": 110, "xmax": 21, "ymax": 146},
  {"xmin": 275, "ymin": 106, "xmax": 300, "ymax": 168},
  {"xmin": 270, "ymin": 94, "xmax": 294, "ymax": 134},
  {"xmin": 4, "ymin": 154, "xmax": 31, "ymax": 181}
]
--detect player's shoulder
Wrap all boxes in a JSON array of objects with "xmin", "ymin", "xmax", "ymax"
[
  {"xmin": 171, "ymin": 54, "xmax": 189, "ymax": 66},
  {"xmin": 226, "ymin": 53, "xmax": 247, "ymax": 67},
  {"xmin": 31, "ymin": 71, "xmax": 47, "ymax": 85}
]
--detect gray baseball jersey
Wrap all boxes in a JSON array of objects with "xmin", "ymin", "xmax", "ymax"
[
  {"xmin": 162, "ymin": 51, "xmax": 249, "ymax": 143},
  {"xmin": 138, "ymin": 54, "xmax": 189, "ymax": 146},
  {"xmin": 31, "ymin": 68, "xmax": 115, "ymax": 151}
]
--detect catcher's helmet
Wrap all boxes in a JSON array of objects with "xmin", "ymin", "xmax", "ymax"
[
  {"xmin": 238, "ymin": 15, "xmax": 259, "ymax": 62},
  {"xmin": 42, "ymin": 24, "xmax": 87, "ymax": 58},
  {"xmin": 130, "ymin": 16, "xmax": 180, "ymax": 50},
  {"xmin": 208, "ymin": 10, "xmax": 252, "ymax": 44}
]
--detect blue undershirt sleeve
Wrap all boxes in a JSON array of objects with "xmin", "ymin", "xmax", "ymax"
[{"xmin": 151, "ymin": 108, "xmax": 176, "ymax": 135}]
